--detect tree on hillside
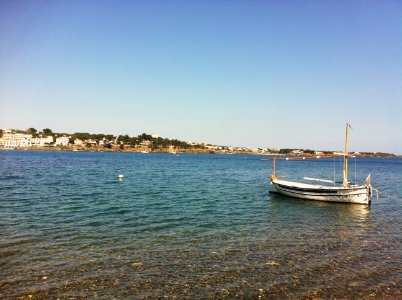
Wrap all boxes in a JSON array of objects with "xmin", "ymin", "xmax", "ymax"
[
  {"xmin": 73, "ymin": 133, "xmax": 92, "ymax": 140},
  {"xmin": 169, "ymin": 139, "xmax": 191, "ymax": 149},
  {"xmin": 27, "ymin": 128, "xmax": 37, "ymax": 135},
  {"xmin": 138, "ymin": 133, "xmax": 153, "ymax": 142},
  {"xmin": 42, "ymin": 128, "xmax": 53, "ymax": 136},
  {"xmin": 117, "ymin": 134, "xmax": 131, "ymax": 145},
  {"xmin": 279, "ymin": 148, "xmax": 294, "ymax": 154},
  {"xmin": 151, "ymin": 137, "xmax": 169, "ymax": 149},
  {"xmin": 26, "ymin": 127, "xmax": 40, "ymax": 137},
  {"xmin": 105, "ymin": 135, "xmax": 115, "ymax": 141},
  {"xmin": 129, "ymin": 137, "xmax": 139, "ymax": 146}
]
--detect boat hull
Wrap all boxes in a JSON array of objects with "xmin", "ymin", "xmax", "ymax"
[{"xmin": 270, "ymin": 180, "xmax": 371, "ymax": 205}]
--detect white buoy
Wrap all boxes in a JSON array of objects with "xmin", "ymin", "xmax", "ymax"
[{"xmin": 118, "ymin": 174, "xmax": 124, "ymax": 180}]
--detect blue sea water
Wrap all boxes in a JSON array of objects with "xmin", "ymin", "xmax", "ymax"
[{"xmin": 0, "ymin": 150, "xmax": 401, "ymax": 298}]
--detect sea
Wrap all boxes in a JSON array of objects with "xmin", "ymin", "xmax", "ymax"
[{"xmin": 0, "ymin": 150, "xmax": 401, "ymax": 299}]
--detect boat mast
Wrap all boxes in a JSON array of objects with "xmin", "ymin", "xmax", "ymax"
[
  {"xmin": 343, "ymin": 123, "xmax": 350, "ymax": 187},
  {"xmin": 270, "ymin": 157, "xmax": 277, "ymax": 181}
]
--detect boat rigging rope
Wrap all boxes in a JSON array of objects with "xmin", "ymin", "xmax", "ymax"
[
  {"xmin": 333, "ymin": 157, "xmax": 336, "ymax": 186},
  {"xmin": 376, "ymin": 190, "xmax": 401, "ymax": 201}
]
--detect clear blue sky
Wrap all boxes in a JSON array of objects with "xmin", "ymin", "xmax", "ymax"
[{"xmin": 1, "ymin": 0, "xmax": 401, "ymax": 153}]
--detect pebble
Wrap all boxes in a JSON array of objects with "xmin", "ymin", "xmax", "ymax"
[{"xmin": 131, "ymin": 262, "xmax": 143, "ymax": 267}]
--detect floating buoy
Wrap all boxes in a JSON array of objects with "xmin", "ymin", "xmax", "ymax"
[{"xmin": 118, "ymin": 174, "xmax": 124, "ymax": 180}]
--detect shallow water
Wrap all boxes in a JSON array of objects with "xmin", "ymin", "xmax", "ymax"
[{"xmin": 0, "ymin": 151, "xmax": 401, "ymax": 298}]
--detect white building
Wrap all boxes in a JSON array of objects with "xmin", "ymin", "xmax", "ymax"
[
  {"xmin": 74, "ymin": 139, "xmax": 84, "ymax": 146},
  {"xmin": 56, "ymin": 136, "xmax": 70, "ymax": 146},
  {"xmin": 140, "ymin": 140, "xmax": 151, "ymax": 146},
  {"xmin": 85, "ymin": 139, "xmax": 97, "ymax": 145},
  {"xmin": 31, "ymin": 136, "xmax": 54, "ymax": 146},
  {"xmin": 2, "ymin": 129, "xmax": 32, "ymax": 148},
  {"xmin": 2, "ymin": 128, "xmax": 14, "ymax": 138},
  {"xmin": 1, "ymin": 128, "xmax": 57, "ymax": 148},
  {"xmin": 292, "ymin": 150, "xmax": 303, "ymax": 154}
]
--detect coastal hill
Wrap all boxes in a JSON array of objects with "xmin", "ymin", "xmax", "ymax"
[{"xmin": 0, "ymin": 128, "xmax": 400, "ymax": 157}]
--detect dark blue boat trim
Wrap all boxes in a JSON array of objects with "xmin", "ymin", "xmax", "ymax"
[
  {"xmin": 277, "ymin": 183, "xmax": 338, "ymax": 194},
  {"xmin": 276, "ymin": 185, "xmax": 368, "ymax": 197}
]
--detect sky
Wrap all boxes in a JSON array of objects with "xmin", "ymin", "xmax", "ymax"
[{"xmin": 0, "ymin": 0, "xmax": 401, "ymax": 153}]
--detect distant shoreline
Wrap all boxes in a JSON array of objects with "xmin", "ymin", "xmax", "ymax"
[
  {"xmin": 1, "ymin": 146, "xmax": 400, "ymax": 158},
  {"xmin": 2, "ymin": 128, "xmax": 400, "ymax": 158}
]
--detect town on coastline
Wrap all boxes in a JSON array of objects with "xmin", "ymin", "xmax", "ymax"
[{"xmin": 0, "ymin": 128, "xmax": 399, "ymax": 157}]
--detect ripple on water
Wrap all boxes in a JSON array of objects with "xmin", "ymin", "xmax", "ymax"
[{"xmin": 0, "ymin": 152, "xmax": 401, "ymax": 298}]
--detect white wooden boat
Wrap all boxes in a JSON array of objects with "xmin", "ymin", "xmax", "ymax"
[{"xmin": 269, "ymin": 124, "xmax": 372, "ymax": 205}]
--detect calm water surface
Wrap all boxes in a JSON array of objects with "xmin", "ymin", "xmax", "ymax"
[{"xmin": 0, "ymin": 151, "xmax": 401, "ymax": 298}]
